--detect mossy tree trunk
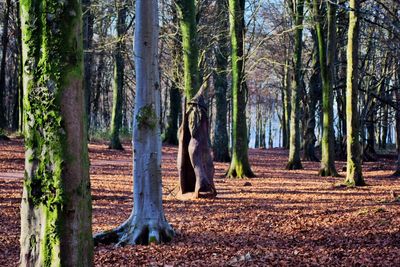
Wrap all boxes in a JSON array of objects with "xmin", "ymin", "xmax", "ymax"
[
  {"xmin": 212, "ymin": 0, "xmax": 230, "ymax": 162},
  {"xmin": 176, "ymin": 0, "xmax": 216, "ymax": 198},
  {"xmin": 226, "ymin": 0, "xmax": 255, "ymax": 178},
  {"xmin": 344, "ymin": 0, "xmax": 365, "ymax": 186},
  {"xmin": 94, "ymin": 0, "xmax": 174, "ymax": 245},
  {"xmin": 286, "ymin": 0, "xmax": 304, "ymax": 170},
  {"xmin": 164, "ymin": 7, "xmax": 181, "ymax": 145},
  {"xmin": 313, "ymin": 0, "xmax": 338, "ymax": 176},
  {"xmin": 19, "ymin": 0, "xmax": 93, "ymax": 265},
  {"xmin": 109, "ymin": 0, "xmax": 127, "ymax": 150}
]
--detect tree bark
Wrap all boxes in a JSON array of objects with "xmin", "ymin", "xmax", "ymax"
[
  {"xmin": 226, "ymin": 0, "xmax": 255, "ymax": 178},
  {"xmin": 344, "ymin": 0, "xmax": 365, "ymax": 186},
  {"xmin": 109, "ymin": 0, "xmax": 127, "ymax": 150},
  {"xmin": 303, "ymin": 29, "xmax": 320, "ymax": 162},
  {"xmin": 313, "ymin": 0, "xmax": 338, "ymax": 176},
  {"xmin": 82, "ymin": 0, "xmax": 94, "ymax": 133},
  {"xmin": 212, "ymin": 0, "xmax": 230, "ymax": 162},
  {"xmin": 0, "ymin": 0, "xmax": 11, "ymax": 130},
  {"xmin": 175, "ymin": 0, "xmax": 216, "ymax": 196},
  {"xmin": 94, "ymin": 0, "xmax": 174, "ymax": 245},
  {"xmin": 163, "ymin": 7, "xmax": 181, "ymax": 145},
  {"xmin": 19, "ymin": 0, "xmax": 93, "ymax": 265},
  {"xmin": 286, "ymin": 0, "xmax": 304, "ymax": 170},
  {"xmin": 283, "ymin": 57, "xmax": 291, "ymax": 149}
]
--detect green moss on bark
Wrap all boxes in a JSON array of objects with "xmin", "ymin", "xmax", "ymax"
[
  {"xmin": 226, "ymin": 0, "xmax": 255, "ymax": 178},
  {"xmin": 136, "ymin": 105, "xmax": 158, "ymax": 130},
  {"xmin": 20, "ymin": 0, "xmax": 91, "ymax": 265}
]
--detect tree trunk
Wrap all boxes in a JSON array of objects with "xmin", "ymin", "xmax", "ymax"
[
  {"xmin": 313, "ymin": 0, "xmax": 338, "ymax": 176},
  {"xmin": 82, "ymin": 0, "xmax": 94, "ymax": 132},
  {"xmin": 19, "ymin": 0, "xmax": 93, "ymax": 265},
  {"xmin": 163, "ymin": 7, "xmax": 181, "ymax": 145},
  {"xmin": 0, "ymin": 0, "xmax": 11, "ymax": 130},
  {"xmin": 286, "ymin": 0, "xmax": 304, "ymax": 170},
  {"xmin": 226, "ymin": 0, "xmax": 255, "ymax": 178},
  {"xmin": 381, "ymin": 93, "xmax": 389, "ymax": 149},
  {"xmin": 109, "ymin": 0, "xmax": 127, "ymax": 150},
  {"xmin": 394, "ymin": 47, "xmax": 400, "ymax": 176},
  {"xmin": 176, "ymin": 0, "xmax": 216, "ymax": 196},
  {"xmin": 94, "ymin": 0, "xmax": 174, "ymax": 245},
  {"xmin": 344, "ymin": 0, "xmax": 365, "ymax": 186},
  {"xmin": 303, "ymin": 28, "xmax": 320, "ymax": 162},
  {"xmin": 92, "ymin": 53, "xmax": 105, "ymax": 129},
  {"xmin": 281, "ymin": 83, "xmax": 287, "ymax": 148},
  {"xmin": 212, "ymin": 0, "xmax": 230, "ymax": 162},
  {"xmin": 283, "ymin": 56, "xmax": 291, "ymax": 149},
  {"xmin": 394, "ymin": 87, "xmax": 400, "ymax": 176}
]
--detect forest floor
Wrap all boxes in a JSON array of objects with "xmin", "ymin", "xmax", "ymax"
[{"xmin": 1, "ymin": 138, "xmax": 400, "ymax": 266}]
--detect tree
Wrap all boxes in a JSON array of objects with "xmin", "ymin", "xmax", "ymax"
[
  {"xmin": 82, "ymin": 0, "xmax": 94, "ymax": 132},
  {"xmin": 312, "ymin": 0, "xmax": 339, "ymax": 176},
  {"xmin": 109, "ymin": 0, "xmax": 127, "ymax": 150},
  {"xmin": 94, "ymin": 0, "xmax": 174, "ymax": 245},
  {"xmin": 343, "ymin": 0, "xmax": 365, "ymax": 186},
  {"xmin": 286, "ymin": 0, "xmax": 304, "ymax": 170},
  {"xmin": 0, "ymin": 0, "xmax": 11, "ymax": 130},
  {"xmin": 163, "ymin": 6, "xmax": 181, "ymax": 146},
  {"xmin": 19, "ymin": 0, "xmax": 93, "ymax": 265},
  {"xmin": 212, "ymin": 0, "xmax": 231, "ymax": 162},
  {"xmin": 176, "ymin": 0, "xmax": 216, "ymax": 198},
  {"xmin": 303, "ymin": 29, "xmax": 321, "ymax": 162},
  {"xmin": 226, "ymin": 0, "xmax": 255, "ymax": 178}
]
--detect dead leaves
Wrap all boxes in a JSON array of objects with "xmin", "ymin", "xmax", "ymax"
[{"xmin": 1, "ymin": 140, "xmax": 400, "ymax": 266}]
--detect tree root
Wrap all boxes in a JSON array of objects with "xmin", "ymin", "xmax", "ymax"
[
  {"xmin": 226, "ymin": 167, "xmax": 255, "ymax": 179},
  {"xmin": 318, "ymin": 167, "xmax": 340, "ymax": 177},
  {"xmin": 94, "ymin": 218, "xmax": 174, "ymax": 246},
  {"xmin": 285, "ymin": 160, "xmax": 303, "ymax": 170}
]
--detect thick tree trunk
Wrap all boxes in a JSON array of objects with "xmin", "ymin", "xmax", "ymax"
[
  {"xmin": 226, "ymin": 0, "xmax": 255, "ymax": 178},
  {"xmin": 94, "ymin": 0, "xmax": 174, "ymax": 245},
  {"xmin": 177, "ymin": 95, "xmax": 216, "ymax": 199},
  {"xmin": 176, "ymin": 0, "xmax": 216, "ymax": 195},
  {"xmin": 19, "ymin": 0, "xmax": 93, "ymax": 265},
  {"xmin": 286, "ymin": 0, "xmax": 304, "ymax": 170},
  {"xmin": 313, "ymin": 0, "xmax": 338, "ymax": 176},
  {"xmin": 109, "ymin": 0, "xmax": 127, "ymax": 150},
  {"xmin": 344, "ymin": 0, "xmax": 365, "ymax": 186},
  {"xmin": 212, "ymin": 0, "xmax": 230, "ymax": 162}
]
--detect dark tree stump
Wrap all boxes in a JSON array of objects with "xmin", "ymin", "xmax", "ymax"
[{"xmin": 177, "ymin": 95, "xmax": 216, "ymax": 199}]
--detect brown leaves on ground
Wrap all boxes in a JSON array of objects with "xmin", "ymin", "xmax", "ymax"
[{"xmin": 1, "ymin": 139, "xmax": 400, "ymax": 266}]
